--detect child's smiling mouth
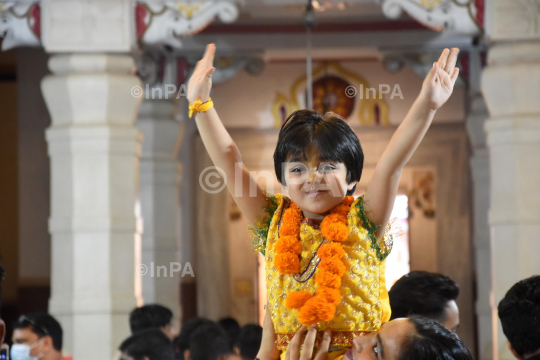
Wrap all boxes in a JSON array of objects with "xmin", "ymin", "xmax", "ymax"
[{"xmin": 306, "ymin": 189, "xmax": 327, "ymax": 197}]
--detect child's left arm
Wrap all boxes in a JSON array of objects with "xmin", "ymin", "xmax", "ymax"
[{"xmin": 363, "ymin": 48, "xmax": 460, "ymax": 238}]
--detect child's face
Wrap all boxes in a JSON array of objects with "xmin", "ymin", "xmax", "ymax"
[{"xmin": 283, "ymin": 148, "xmax": 356, "ymax": 217}]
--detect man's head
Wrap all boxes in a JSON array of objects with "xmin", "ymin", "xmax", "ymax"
[
  {"xmin": 218, "ymin": 318, "xmax": 240, "ymax": 349},
  {"xmin": 389, "ymin": 271, "xmax": 460, "ymax": 332},
  {"xmin": 189, "ymin": 323, "xmax": 232, "ymax": 360},
  {"xmin": 175, "ymin": 318, "xmax": 214, "ymax": 360},
  {"xmin": 234, "ymin": 324, "xmax": 262, "ymax": 360},
  {"xmin": 498, "ymin": 275, "xmax": 540, "ymax": 360},
  {"xmin": 0, "ymin": 264, "xmax": 5, "ymax": 344},
  {"xmin": 130, "ymin": 304, "xmax": 176, "ymax": 340},
  {"xmin": 120, "ymin": 329, "xmax": 175, "ymax": 360},
  {"xmin": 11, "ymin": 312, "xmax": 63, "ymax": 360},
  {"xmin": 346, "ymin": 316, "xmax": 472, "ymax": 360}
]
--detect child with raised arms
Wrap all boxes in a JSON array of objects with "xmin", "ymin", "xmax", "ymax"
[{"xmin": 187, "ymin": 44, "xmax": 460, "ymax": 358}]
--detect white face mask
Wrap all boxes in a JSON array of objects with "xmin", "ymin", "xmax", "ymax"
[{"xmin": 10, "ymin": 338, "xmax": 43, "ymax": 360}]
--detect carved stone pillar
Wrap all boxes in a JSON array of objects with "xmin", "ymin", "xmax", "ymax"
[
  {"xmin": 482, "ymin": 2, "xmax": 540, "ymax": 358},
  {"xmin": 41, "ymin": 1, "xmax": 140, "ymax": 359},
  {"xmin": 43, "ymin": 53, "xmax": 142, "ymax": 360}
]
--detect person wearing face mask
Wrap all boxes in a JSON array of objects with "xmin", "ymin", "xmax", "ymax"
[
  {"xmin": 0, "ymin": 264, "xmax": 7, "ymax": 357},
  {"xmin": 11, "ymin": 312, "xmax": 72, "ymax": 360}
]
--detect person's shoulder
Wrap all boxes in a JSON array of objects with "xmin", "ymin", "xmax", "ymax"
[
  {"xmin": 349, "ymin": 194, "xmax": 394, "ymax": 261},
  {"xmin": 249, "ymin": 192, "xmax": 287, "ymax": 254},
  {"xmin": 265, "ymin": 192, "xmax": 290, "ymax": 215},
  {"xmin": 268, "ymin": 192, "xmax": 286, "ymax": 203},
  {"xmin": 62, "ymin": 356, "xmax": 73, "ymax": 360}
]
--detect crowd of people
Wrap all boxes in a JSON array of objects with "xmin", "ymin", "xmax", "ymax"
[{"xmin": 0, "ymin": 264, "xmax": 539, "ymax": 360}]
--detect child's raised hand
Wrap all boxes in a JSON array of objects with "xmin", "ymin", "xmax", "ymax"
[
  {"xmin": 187, "ymin": 43, "xmax": 216, "ymax": 103},
  {"xmin": 420, "ymin": 48, "xmax": 460, "ymax": 110}
]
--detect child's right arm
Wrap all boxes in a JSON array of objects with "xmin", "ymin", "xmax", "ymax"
[{"xmin": 188, "ymin": 44, "xmax": 268, "ymax": 224}]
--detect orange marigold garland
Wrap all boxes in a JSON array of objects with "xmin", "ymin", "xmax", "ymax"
[
  {"xmin": 274, "ymin": 203, "xmax": 303, "ymax": 274},
  {"xmin": 298, "ymin": 296, "xmax": 335, "ymax": 325},
  {"xmin": 274, "ymin": 253, "xmax": 301, "ymax": 274},
  {"xmin": 320, "ymin": 213, "xmax": 349, "ymax": 242},
  {"xmin": 278, "ymin": 196, "xmax": 354, "ymax": 325},
  {"xmin": 275, "ymin": 236, "xmax": 302, "ymax": 254},
  {"xmin": 315, "ymin": 271, "xmax": 342, "ymax": 288},
  {"xmin": 317, "ymin": 242, "xmax": 346, "ymax": 259},
  {"xmin": 286, "ymin": 291, "xmax": 313, "ymax": 309},
  {"xmin": 316, "ymin": 286, "xmax": 341, "ymax": 306}
]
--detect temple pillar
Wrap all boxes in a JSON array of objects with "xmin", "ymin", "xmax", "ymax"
[
  {"xmin": 43, "ymin": 53, "xmax": 142, "ymax": 360},
  {"xmin": 482, "ymin": 2, "xmax": 540, "ymax": 358},
  {"xmin": 41, "ymin": 1, "xmax": 140, "ymax": 358}
]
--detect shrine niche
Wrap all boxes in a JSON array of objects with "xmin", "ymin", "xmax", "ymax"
[
  {"xmin": 309, "ymin": 75, "xmax": 355, "ymax": 120},
  {"xmin": 272, "ymin": 62, "xmax": 389, "ymax": 127}
]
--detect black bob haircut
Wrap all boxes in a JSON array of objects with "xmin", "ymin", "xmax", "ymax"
[
  {"xmin": 399, "ymin": 316, "xmax": 472, "ymax": 360},
  {"xmin": 120, "ymin": 328, "xmax": 175, "ymax": 360},
  {"xmin": 130, "ymin": 304, "xmax": 173, "ymax": 334},
  {"xmin": 498, "ymin": 275, "xmax": 540, "ymax": 358},
  {"xmin": 14, "ymin": 312, "xmax": 64, "ymax": 351},
  {"xmin": 274, "ymin": 109, "xmax": 363, "ymax": 196},
  {"xmin": 389, "ymin": 271, "xmax": 460, "ymax": 322}
]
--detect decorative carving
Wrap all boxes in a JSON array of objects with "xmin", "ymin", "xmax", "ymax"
[
  {"xmin": 136, "ymin": 51, "xmax": 164, "ymax": 86},
  {"xmin": 0, "ymin": 2, "xmax": 40, "ymax": 51},
  {"xmin": 489, "ymin": 0, "xmax": 540, "ymax": 40},
  {"xmin": 516, "ymin": 0, "xmax": 540, "ymax": 36},
  {"xmin": 229, "ymin": 193, "xmax": 242, "ymax": 221},
  {"xmin": 380, "ymin": 0, "xmax": 482, "ymax": 35},
  {"xmin": 182, "ymin": 54, "xmax": 263, "ymax": 85},
  {"xmin": 383, "ymin": 52, "xmax": 466, "ymax": 87},
  {"xmin": 408, "ymin": 171, "xmax": 436, "ymax": 218},
  {"xmin": 135, "ymin": 51, "xmax": 262, "ymax": 102},
  {"xmin": 136, "ymin": 1, "xmax": 242, "ymax": 49}
]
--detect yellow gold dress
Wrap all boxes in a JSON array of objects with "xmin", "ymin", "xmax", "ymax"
[{"xmin": 251, "ymin": 193, "xmax": 393, "ymax": 353}]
